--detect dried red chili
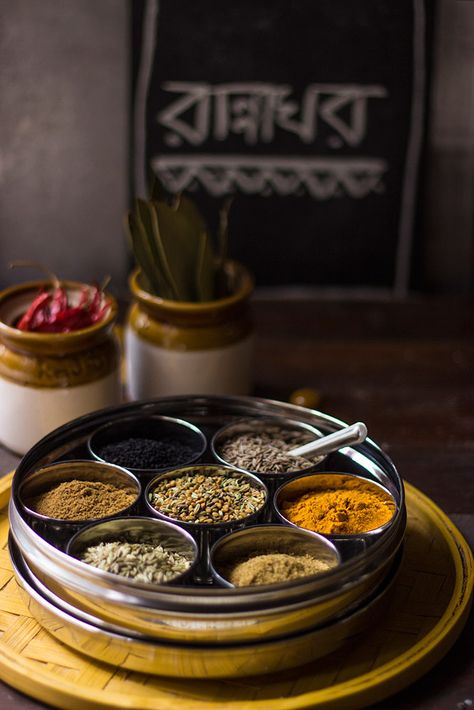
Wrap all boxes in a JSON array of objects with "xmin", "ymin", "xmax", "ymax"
[{"xmin": 17, "ymin": 284, "xmax": 110, "ymax": 333}]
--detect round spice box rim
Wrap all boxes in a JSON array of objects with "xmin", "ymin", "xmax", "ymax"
[
  {"xmin": 211, "ymin": 415, "xmax": 328, "ymax": 476},
  {"xmin": 18, "ymin": 460, "xmax": 142, "ymax": 525},
  {"xmin": 87, "ymin": 415, "xmax": 208, "ymax": 473},
  {"xmin": 145, "ymin": 464, "xmax": 269, "ymax": 529},
  {"xmin": 66, "ymin": 515, "xmax": 199, "ymax": 589},
  {"xmin": 209, "ymin": 523, "xmax": 342, "ymax": 589},
  {"xmin": 273, "ymin": 471, "xmax": 398, "ymax": 539}
]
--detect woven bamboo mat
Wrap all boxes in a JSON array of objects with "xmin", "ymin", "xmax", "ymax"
[{"xmin": 0, "ymin": 474, "xmax": 471, "ymax": 710}]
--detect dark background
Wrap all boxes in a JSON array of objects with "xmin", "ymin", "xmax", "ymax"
[
  {"xmin": 135, "ymin": 0, "xmax": 433, "ymax": 291},
  {"xmin": 0, "ymin": 0, "xmax": 471, "ymax": 296}
]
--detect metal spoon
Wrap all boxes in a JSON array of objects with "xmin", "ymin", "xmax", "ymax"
[{"xmin": 288, "ymin": 422, "xmax": 368, "ymax": 459}]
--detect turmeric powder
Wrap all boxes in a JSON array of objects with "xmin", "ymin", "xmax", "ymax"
[{"xmin": 280, "ymin": 476, "xmax": 395, "ymax": 535}]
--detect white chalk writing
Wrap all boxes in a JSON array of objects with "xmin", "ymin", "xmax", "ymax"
[
  {"xmin": 154, "ymin": 81, "xmax": 389, "ymax": 199},
  {"xmin": 151, "ymin": 155, "xmax": 387, "ymax": 200},
  {"xmin": 158, "ymin": 82, "xmax": 387, "ymax": 147}
]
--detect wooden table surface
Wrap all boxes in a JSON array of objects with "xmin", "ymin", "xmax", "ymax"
[{"xmin": 0, "ymin": 297, "xmax": 472, "ymax": 710}]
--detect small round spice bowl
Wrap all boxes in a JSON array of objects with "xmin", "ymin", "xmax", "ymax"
[
  {"xmin": 145, "ymin": 464, "xmax": 268, "ymax": 583},
  {"xmin": 211, "ymin": 416, "xmax": 326, "ymax": 498},
  {"xmin": 210, "ymin": 524, "xmax": 340, "ymax": 589},
  {"xmin": 66, "ymin": 516, "xmax": 198, "ymax": 587},
  {"xmin": 274, "ymin": 472, "xmax": 398, "ymax": 549},
  {"xmin": 88, "ymin": 415, "xmax": 207, "ymax": 480},
  {"xmin": 18, "ymin": 460, "xmax": 142, "ymax": 542}
]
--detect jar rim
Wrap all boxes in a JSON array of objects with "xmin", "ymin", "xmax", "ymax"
[
  {"xmin": 0, "ymin": 279, "xmax": 118, "ymax": 346},
  {"xmin": 129, "ymin": 260, "xmax": 254, "ymax": 316}
]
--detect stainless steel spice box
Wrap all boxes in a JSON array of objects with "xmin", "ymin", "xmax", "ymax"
[{"xmin": 8, "ymin": 395, "xmax": 406, "ymax": 678}]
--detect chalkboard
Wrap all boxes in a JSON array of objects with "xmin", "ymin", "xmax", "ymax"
[{"xmin": 133, "ymin": 0, "xmax": 430, "ymax": 293}]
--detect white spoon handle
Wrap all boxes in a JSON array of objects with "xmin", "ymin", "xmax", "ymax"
[{"xmin": 288, "ymin": 422, "xmax": 368, "ymax": 458}]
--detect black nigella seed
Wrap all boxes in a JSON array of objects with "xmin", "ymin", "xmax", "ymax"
[{"xmin": 98, "ymin": 437, "xmax": 198, "ymax": 469}]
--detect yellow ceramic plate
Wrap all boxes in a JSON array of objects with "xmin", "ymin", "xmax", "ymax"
[{"xmin": 0, "ymin": 473, "xmax": 471, "ymax": 710}]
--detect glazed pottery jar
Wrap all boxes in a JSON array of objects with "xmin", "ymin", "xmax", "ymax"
[
  {"xmin": 0, "ymin": 281, "xmax": 122, "ymax": 454},
  {"xmin": 126, "ymin": 261, "xmax": 254, "ymax": 399}
]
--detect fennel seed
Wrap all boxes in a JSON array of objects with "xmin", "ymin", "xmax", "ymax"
[{"xmin": 80, "ymin": 541, "xmax": 191, "ymax": 584}]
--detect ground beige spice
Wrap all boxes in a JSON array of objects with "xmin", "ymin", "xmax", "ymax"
[
  {"xmin": 228, "ymin": 553, "xmax": 333, "ymax": 586},
  {"xmin": 27, "ymin": 479, "xmax": 136, "ymax": 521}
]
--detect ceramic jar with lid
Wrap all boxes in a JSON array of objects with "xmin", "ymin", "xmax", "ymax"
[
  {"xmin": 0, "ymin": 280, "xmax": 122, "ymax": 454},
  {"xmin": 125, "ymin": 261, "xmax": 254, "ymax": 399}
]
